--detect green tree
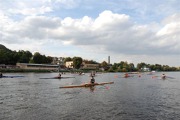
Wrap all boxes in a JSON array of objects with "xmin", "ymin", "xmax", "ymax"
[
  {"xmin": 83, "ymin": 59, "xmax": 99, "ymax": 64},
  {"xmin": 33, "ymin": 52, "xmax": 42, "ymax": 64},
  {"xmin": 137, "ymin": 62, "xmax": 147, "ymax": 71},
  {"xmin": 0, "ymin": 44, "xmax": 14, "ymax": 64},
  {"xmin": 122, "ymin": 61, "xmax": 129, "ymax": 71},
  {"xmin": 119, "ymin": 61, "xmax": 125, "ymax": 69},
  {"xmin": 64, "ymin": 57, "xmax": 72, "ymax": 63},
  {"xmin": 154, "ymin": 64, "xmax": 162, "ymax": 71},
  {"xmin": 32, "ymin": 52, "xmax": 52, "ymax": 64},
  {"xmin": 108, "ymin": 67, "xmax": 115, "ymax": 72},
  {"xmin": 18, "ymin": 50, "xmax": 32, "ymax": 63},
  {"xmin": 129, "ymin": 63, "xmax": 135, "ymax": 71},
  {"xmin": 72, "ymin": 57, "xmax": 82, "ymax": 69},
  {"xmin": 101, "ymin": 61, "xmax": 108, "ymax": 67},
  {"xmin": 46, "ymin": 56, "xmax": 53, "ymax": 63}
]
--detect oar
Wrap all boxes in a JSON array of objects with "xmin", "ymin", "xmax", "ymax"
[{"xmin": 166, "ymin": 76, "xmax": 175, "ymax": 79}]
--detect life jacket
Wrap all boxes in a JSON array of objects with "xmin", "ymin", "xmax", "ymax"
[{"xmin": 91, "ymin": 78, "xmax": 95, "ymax": 83}]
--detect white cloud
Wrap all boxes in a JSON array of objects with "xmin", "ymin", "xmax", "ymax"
[
  {"xmin": 9, "ymin": 6, "xmax": 52, "ymax": 15},
  {"xmin": 93, "ymin": 10, "xmax": 131, "ymax": 30},
  {"xmin": 1, "ymin": 11, "xmax": 180, "ymax": 54},
  {"xmin": 0, "ymin": 8, "xmax": 180, "ymax": 66}
]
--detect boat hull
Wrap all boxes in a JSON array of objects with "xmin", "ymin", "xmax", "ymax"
[
  {"xmin": 1, "ymin": 76, "xmax": 24, "ymax": 78},
  {"xmin": 39, "ymin": 77, "xmax": 75, "ymax": 79},
  {"xmin": 60, "ymin": 82, "xmax": 114, "ymax": 88}
]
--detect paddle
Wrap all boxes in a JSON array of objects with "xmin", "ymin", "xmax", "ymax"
[{"xmin": 166, "ymin": 76, "xmax": 175, "ymax": 79}]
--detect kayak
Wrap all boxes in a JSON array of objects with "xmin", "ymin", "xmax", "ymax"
[
  {"xmin": 39, "ymin": 76, "xmax": 75, "ymax": 79},
  {"xmin": 123, "ymin": 75, "xmax": 134, "ymax": 78},
  {"xmin": 60, "ymin": 82, "xmax": 114, "ymax": 88},
  {"xmin": 1, "ymin": 76, "xmax": 25, "ymax": 78}
]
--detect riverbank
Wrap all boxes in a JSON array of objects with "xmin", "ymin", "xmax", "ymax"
[
  {"xmin": 1, "ymin": 68, "xmax": 179, "ymax": 73},
  {"xmin": 0, "ymin": 68, "xmax": 53, "ymax": 73},
  {"xmin": 0, "ymin": 68, "xmax": 102, "ymax": 73}
]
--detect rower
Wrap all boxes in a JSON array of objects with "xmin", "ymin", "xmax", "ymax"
[
  {"xmin": 57, "ymin": 73, "xmax": 61, "ymax": 79},
  {"xmin": 124, "ymin": 73, "xmax": 129, "ymax": 78},
  {"xmin": 90, "ymin": 76, "xmax": 95, "ymax": 84},
  {"xmin": 161, "ymin": 74, "xmax": 166, "ymax": 79}
]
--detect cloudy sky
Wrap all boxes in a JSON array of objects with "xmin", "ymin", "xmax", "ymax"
[{"xmin": 0, "ymin": 0, "xmax": 179, "ymax": 66}]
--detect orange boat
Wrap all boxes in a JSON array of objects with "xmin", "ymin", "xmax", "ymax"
[{"xmin": 60, "ymin": 82, "xmax": 114, "ymax": 88}]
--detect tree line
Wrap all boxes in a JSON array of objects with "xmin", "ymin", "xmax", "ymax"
[
  {"xmin": 107, "ymin": 61, "xmax": 179, "ymax": 72},
  {"xmin": 0, "ymin": 44, "xmax": 179, "ymax": 71},
  {"xmin": 0, "ymin": 44, "xmax": 52, "ymax": 65}
]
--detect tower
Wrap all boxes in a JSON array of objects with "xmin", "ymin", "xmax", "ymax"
[{"xmin": 108, "ymin": 56, "xmax": 110, "ymax": 64}]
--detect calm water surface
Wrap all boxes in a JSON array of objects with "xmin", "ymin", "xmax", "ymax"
[{"xmin": 0, "ymin": 72, "xmax": 180, "ymax": 120}]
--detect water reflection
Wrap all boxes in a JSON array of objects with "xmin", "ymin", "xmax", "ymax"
[{"xmin": 89, "ymin": 86, "xmax": 95, "ymax": 92}]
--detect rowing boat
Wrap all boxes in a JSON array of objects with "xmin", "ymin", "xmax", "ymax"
[
  {"xmin": 39, "ymin": 76, "xmax": 75, "ymax": 79},
  {"xmin": 1, "ymin": 76, "xmax": 25, "ymax": 78},
  {"xmin": 60, "ymin": 81, "xmax": 114, "ymax": 88},
  {"xmin": 123, "ymin": 75, "xmax": 134, "ymax": 78}
]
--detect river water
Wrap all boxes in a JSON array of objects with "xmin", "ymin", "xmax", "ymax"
[{"xmin": 0, "ymin": 72, "xmax": 180, "ymax": 120}]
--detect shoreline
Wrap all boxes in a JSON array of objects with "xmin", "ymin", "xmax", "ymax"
[
  {"xmin": 0, "ymin": 68, "xmax": 57, "ymax": 73},
  {"xmin": 0, "ymin": 68, "xmax": 179, "ymax": 73}
]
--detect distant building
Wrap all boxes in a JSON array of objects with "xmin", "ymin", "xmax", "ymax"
[
  {"xmin": 52, "ymin": 57, "xmax": 59, "ymax": 64},
  {"xmin": 65, "ymin": 61, "xmax": 73, "ymax": 68},
  {"xmin": 52, "ymin": 57, "xmax": 65, "ymax": 65},
  {"xmin": 0, "ymin": 64, "xmax": 18, "ymax": 69},
  {"xmin": 0, "ymin": 64, "xmax": 6, "ymax": 68},
  {"xmin": 81, "ymin": 62, "xmax": 99, "ymax": 70},
  {"xmin": 141, "ymin": 66, "xmax": 151, "ymax": 72},
  {"xmin": 16, "ymin": 63, "xmax": 59, "ymax": 70}
]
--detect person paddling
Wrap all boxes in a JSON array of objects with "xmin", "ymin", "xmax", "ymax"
[
  {"xmin": 59, "ymin": 73, "xmax": 61, "ymax": 78},
  {"xmin": 56, "ymin": 73, "xmax": 61, "ymax": 79},
  {"xmin": 90, "ymin": 76, "xmax": 95, "ymax": 84},
  {"xmin": 124, "ymin": 73, "xmax": 129, "ymax": 78},
  {"xmin": 161, "ymin": 74, "xmax": 166, "ymax": 79}
]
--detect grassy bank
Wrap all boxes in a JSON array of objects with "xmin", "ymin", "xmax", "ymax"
[
  {"xmin": 0, "ymin": 68, "xmax": 90, "ymax": 73},
  {"xmin": 0, "ymin": 68, "xmax": 105, "ymax": 73}
]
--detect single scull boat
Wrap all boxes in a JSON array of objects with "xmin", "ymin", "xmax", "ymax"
[
  {"xmin": 39, "ymin": 76, "xmax": 75, "ymax": 79},
  {"xmin": 60, "ymin": 81, "xmax": 114, "ymax": 88}
]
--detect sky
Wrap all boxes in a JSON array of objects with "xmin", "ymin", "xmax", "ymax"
[{"xmin": 0, "ymin": 0, "xmax": 180, "ymax": 67}]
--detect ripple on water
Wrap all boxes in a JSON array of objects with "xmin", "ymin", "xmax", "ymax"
[{"xmin": 0, "ymin": 72, "xmax": 180, "ymax": 120}]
